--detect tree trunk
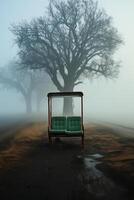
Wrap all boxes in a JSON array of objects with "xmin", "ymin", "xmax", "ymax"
[
  {"xmin": 63, "ymin": 83, "xmax": 74, "ymax": 116},
  {"xmin": 63, "ymin": 96, "xmax": 73, "ymax": 116},
  {"xmin": 25, "ymin": 95, "xmax": 32, "ymax": 114}
]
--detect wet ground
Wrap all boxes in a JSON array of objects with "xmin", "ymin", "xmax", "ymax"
[{"xmin": 0, "ymin": 121, "xmax": 134, "ymax": 200}]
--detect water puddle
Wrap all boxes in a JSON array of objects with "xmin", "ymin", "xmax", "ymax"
[{"xmin": 75, "ymin": 154, "xmax": 126, "ymax": 200}]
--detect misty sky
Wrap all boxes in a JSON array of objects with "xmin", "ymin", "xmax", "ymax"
[{"xmin": 0, "ymin": 0, "xmax": 134, "ymax": 127}]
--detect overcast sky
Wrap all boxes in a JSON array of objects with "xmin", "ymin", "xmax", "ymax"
[{"xmin": 0, "ymin": 0, "xmax": 134, "ymax": 127}]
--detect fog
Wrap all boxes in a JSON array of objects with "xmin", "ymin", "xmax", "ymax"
[{"xmin": 0, "ymin": 0, "xmax": 134, "ymax": 127}]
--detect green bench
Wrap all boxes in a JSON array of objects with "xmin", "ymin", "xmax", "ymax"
[
  {"xmin": 48, "ymin": 116, "xmax": 84, "ymax": 143},
  {"xmin": 47, "ymin": 92, "xmax": 84, "ymax": 147}
]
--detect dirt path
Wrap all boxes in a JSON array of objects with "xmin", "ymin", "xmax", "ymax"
[{"xmin": 0, "ymin": 122, "xmax": 134, "ymax": 200}]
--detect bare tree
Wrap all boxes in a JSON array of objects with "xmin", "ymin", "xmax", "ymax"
[
  {"xmin": 11, "ymin": 0, "xmax": 122, "ymax": 115},
  {"xmin": 0, "ymin": 61, "xmax": 51, "ymax": 113}
]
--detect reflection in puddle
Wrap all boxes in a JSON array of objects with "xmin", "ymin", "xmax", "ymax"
[
  {"xmin": 90, "ymin": 153, "xmax": 104, "ymax": 159},
  {"xmin": 76, "ymin": 154, "xmax": 126, "ymax": 200},
  {"xmin": 84, "ymin": 157, "xmax": 102, "ymax": 178}
]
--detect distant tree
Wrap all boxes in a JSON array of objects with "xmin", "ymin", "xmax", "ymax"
[
  {"xmin": 11, "ymin": 0, "xmax": 122, "ymax": 115},
  {"xmin": 0, "ymin": 61, "xmax": 51, "ymax": 113},
  {"xmin": 32, "ymin": 71, "xmax": 54, "ymax": 112}
]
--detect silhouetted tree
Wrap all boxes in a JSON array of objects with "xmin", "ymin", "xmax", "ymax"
[
  {"xmin": 0, "ymin": 61, "xmax": 51, "ymax": 113},
  {"xmin": 11, "ymin": 0, "xmax": 122, "ymax": 115}
]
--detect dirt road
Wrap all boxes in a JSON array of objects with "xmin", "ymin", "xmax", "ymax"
[{"xmin": 0, "ymin": 120, "xmax": 134, "ymax": 200}]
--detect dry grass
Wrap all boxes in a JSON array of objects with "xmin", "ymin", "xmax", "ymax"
[{"xmin": 0, "ymin": 123, "xmax": 46, "ymax": 170}]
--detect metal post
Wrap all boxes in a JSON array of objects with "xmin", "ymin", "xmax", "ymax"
[
  {"xmin": 81, "ymin": 96, "xmax": 83, "ymax": 127},
  {"xmin": 81, "ymin": 96, "xmax": 84, "ymax": 148},
  {"xmin": 48, "ymin": 96, "xmax": 52, "ymax": 143}
]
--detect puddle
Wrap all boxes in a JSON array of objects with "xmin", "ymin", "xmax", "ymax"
[
  {"xmin": 90, "ymin": 153, "xmax": 104, "ymax": 159},
  {"xmin": 84, "ymin": 157, "xmax": 102, "ymax": 178},
  {"xmin": 75, "ymin": 154, "xmax": 126, "ymax": 200}
]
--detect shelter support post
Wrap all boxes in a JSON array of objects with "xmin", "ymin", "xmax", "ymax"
[
  {"xmin": 81, "ymin": 96, "xmax": 84, "ymax": 147},
  {"xmin": 48, "ymin": 96, "xmax": 52, "ymax": 144}
]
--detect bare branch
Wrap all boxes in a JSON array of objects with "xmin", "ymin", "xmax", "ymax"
[{"xmin": 11, "ymin": 0, "xmax": 123, "ymax": 91}]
